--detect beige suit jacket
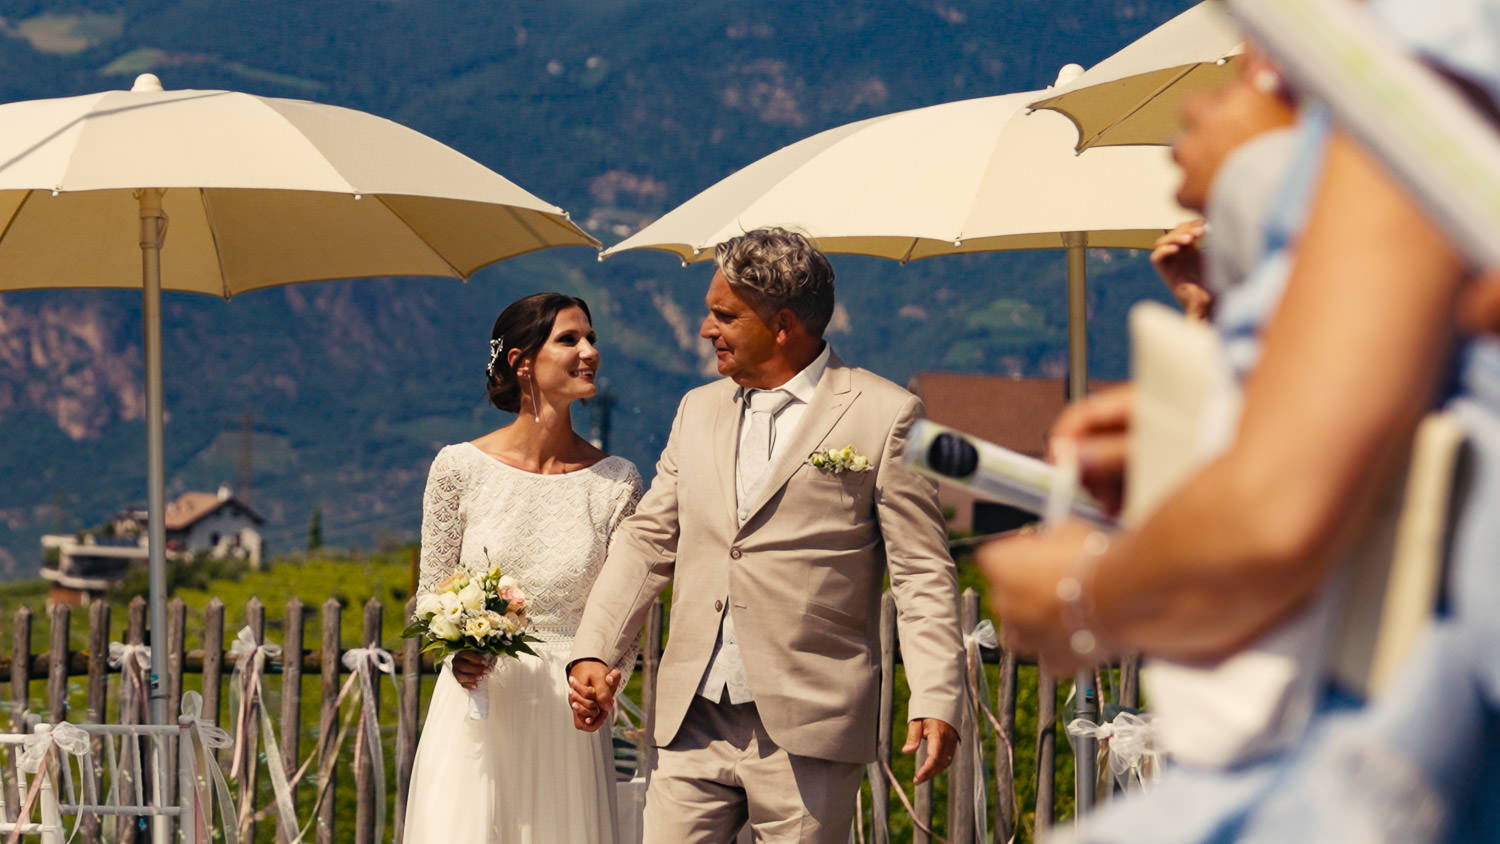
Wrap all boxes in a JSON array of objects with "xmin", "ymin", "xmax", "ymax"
[{"xmin": 570, "ymin": 352, "xmax": 965, "ymax": 764}]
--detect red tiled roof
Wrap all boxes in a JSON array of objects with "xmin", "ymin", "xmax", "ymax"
[
  {"xmin": 908, "ymin": 372, "xmax": 1125, "ymax": 458},
  {"xmin": 163, "ymin": 492, "xmax": 264, "ymax": 530}
]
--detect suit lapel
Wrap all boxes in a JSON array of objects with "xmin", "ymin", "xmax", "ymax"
[
  {"xmin": 740, "ymin": 354, "xmax": 858, "ymax": 524},
  {"xmin": 712, "ymin": 386, "xmax": 741, "ymax": 525}
]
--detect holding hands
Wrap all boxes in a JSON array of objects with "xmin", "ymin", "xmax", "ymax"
[{"xmin": 567, "ymin": 659, "xmax": 623, "ymax": 732}]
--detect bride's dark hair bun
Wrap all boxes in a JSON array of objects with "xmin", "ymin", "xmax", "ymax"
[{"xmin": 486, "ymin": 293, "xmax": 592, "ymax": 413}]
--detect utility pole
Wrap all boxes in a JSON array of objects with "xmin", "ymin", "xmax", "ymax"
[{"xmin": 236, "ymin": 409, "xmax": 254, "ymax": 504}]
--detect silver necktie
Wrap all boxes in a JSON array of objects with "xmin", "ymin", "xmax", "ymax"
[{"xmin": 743, "ymin": 388, "xmax": 793, "ymax": 496}]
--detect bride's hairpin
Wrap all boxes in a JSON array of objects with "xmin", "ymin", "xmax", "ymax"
[{"xmin": 486, "ymin": 336, "xmax": 504, "ymax": 378}]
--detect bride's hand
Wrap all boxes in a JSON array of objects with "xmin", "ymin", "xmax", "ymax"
[
  {"xmin": 567, "ymin": 660, "xmax": 621, "ymax": 732},
  {"xmin": 451, "ymin": 650, "xmax": 494, "ymax": 690}
]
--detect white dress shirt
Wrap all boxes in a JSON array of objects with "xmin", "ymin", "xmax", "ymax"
[{"xmin": 698, "ymin": 343, "xmax": 832, "ymax": 704}]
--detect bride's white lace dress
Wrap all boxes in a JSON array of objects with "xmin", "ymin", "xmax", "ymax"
[{"xmin": 403, "ymin": 442, "xmax": 642, "ymax": 844}]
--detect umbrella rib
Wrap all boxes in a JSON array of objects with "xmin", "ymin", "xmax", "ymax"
[
  {"xmin": 1080, "ymin": 64, "xmax": 1199, "ymax": 151},
  {"xmin": 502, "ymin": 204, "xmax": 553, "ymax": 263},
  {"xmin": 372, "ymin": 194, "xmax": 468, "ymax": 279},
  {"xmin": 197, "ymin": 187, "xmax": 234, "ymax": 299},
  {"xmin": 0, "ymin": 190, "xmax": 31, "ymax": 245}
]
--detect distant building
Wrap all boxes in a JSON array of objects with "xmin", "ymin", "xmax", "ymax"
[
  {"xmin": 908, "ymin": 373, "xmax": 1123, "ymax": 535},
  {"xmin": 41, "ymin": 483, "xmax": 265, "ymax": 606}
]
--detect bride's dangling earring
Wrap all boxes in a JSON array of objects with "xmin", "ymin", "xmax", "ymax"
[{"xmin": 529, "ymin": 376, "xmax": 541, "ymax": 423}]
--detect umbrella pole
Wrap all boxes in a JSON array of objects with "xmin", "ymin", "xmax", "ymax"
[
  {"xmin": 138, "ymin": 188, "xmax": 172, "ymax": 844},
  {"xmin": 1064, "ymin": 233, "xmax": 1089, "ymax": 402},
  {"xmin": 1063, "ymin": 233, "xmax": 1100, "ymax": 815}
]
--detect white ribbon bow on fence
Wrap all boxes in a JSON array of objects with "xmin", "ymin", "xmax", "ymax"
[
  {"xmin": 179, "ymin": 690, "xmax": 240, "ymax": 844},
  {"xmin": 342, "ymin": 646, "xmax": 398, "ymax": 844},
  {"xmin": 963, "ymin": 619, "xmax": 1012, "ymax": 844},
  {"xmin": 226, "ymin": 626, "xmax": 299, "ymax": 843},
  {"xmin": 1066, "ymin": 710, "xmax": 1161, "ymax": 790},
  {"xmin": 18, "ymin": 722, "xmax": 90, "ymax": 774},
  {"xmin": 107, "ymin": 642, "xmax": 151, "ymax": 725},
  {"xmin": 6, "ymin": 722, "xmax": 91, "ymax": 844},
  {"xmin": 285, "ymin": 643, "xmax": 403, "ymax": 844}
]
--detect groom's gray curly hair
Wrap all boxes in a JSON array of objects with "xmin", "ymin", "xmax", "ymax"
[{"xmin": 715, "ymin": 227, "xmax": 836, "ymax": 338}]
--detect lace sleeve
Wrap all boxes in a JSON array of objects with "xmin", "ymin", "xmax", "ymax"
[
  {"xmin": 608, "ymin": 462, "xmax": 644, "ymax": 536},
  {"xmin": 417, "ymin": 446, "xmax": 465, "ymax": 598},
  {"xmin": 607, "ymin": 463, "xmax": 646, "ymax": 683}
]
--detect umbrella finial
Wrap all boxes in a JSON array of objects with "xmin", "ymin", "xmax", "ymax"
[
  {"xmin": 131, "ymin": 73, "xmax": 164, "ymax": 93},
  {"xmin": 1052, "ymin": 64, "xmax": 1085, "ymax": 88}
]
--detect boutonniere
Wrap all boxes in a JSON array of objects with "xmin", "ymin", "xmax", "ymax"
[{"xmin": 807, "ymin": 445, "xmax": 873, "ymax": 474}]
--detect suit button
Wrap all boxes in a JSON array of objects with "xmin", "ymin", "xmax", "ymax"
[
  {"xmin": 714, "ymin": 600, "xmax": 723, "ymax": 612},
  {"xmin": 729, "ymin": 547, "xmax": 743, "ymax": 560}
]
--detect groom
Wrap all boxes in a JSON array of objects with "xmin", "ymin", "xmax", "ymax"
[{"xmin": 568, "ymin": 227, "xmax": 964, "ymax": 843}]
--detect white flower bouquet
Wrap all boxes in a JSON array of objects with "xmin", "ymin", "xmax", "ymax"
[{"xmin": 403, "ymin": 563, "xmax": 538, "ymax": 719}]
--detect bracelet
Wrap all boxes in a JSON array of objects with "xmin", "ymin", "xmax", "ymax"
[{"xmin": 1055, "ymin": 530, "xmax": 1111, "ymax": 658}]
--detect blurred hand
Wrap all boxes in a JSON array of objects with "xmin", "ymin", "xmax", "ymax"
[
  {"xmin": 903, "ymin": 718, "xmax": 959, "ymax": 784},
  {"xmin": 976, "ymin": 519, "xmax": 1108, "ymax": 675},
  {"xmin": 1150, "ymin": 220, "xmax": 1214, "ymax": 321},
  {"xmin": 451, "ymin": 650, "xmax": 494, "ymax": 691},
  {"xmin": 1049, "ymin": 384, "xmax": 1134, "ymax": 517},
  {"xmin": 567, "ymin": 659, "xmax": 621, "ymax": 732},
  {"xmin": 1459, "ymin": 269, "xmax": 1500, "ymax": 335}
]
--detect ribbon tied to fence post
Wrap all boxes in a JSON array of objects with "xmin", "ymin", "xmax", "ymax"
[
  {"xmin": 342, "ymin": 645, "xmax": 398, "ymax": 844},
  {"xmin": 108, "ymin": 642, "xmax": 152, "ymax": 725},
  {"xmin": 1066, "ymin": 710, "xmax": 1161, "ymax": 790},
  {"xmin": 226, "ymin": 626, "xmax": 300, "ymax": 842},
  {"xmin": 963, "ymin": 619, "xmax": 1007, "ymax": 844},
  {"xmin": 5, "ymin": 721, "xmax": 91, "ymax": 844},
  {"xmin": 179, "ymin": 690, "xmax": 241, "ymax": 844}
]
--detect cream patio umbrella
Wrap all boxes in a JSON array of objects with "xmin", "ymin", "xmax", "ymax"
[
  {"xmin": 602, "ymin": 86, "xmax": 1192, "ymax": 399},
  {"xmin": 1028, "ymin": 1, "xmax": 1244, "ymax": 151},
  {"xmin": 0, "ymin": 74, "xmax": 598, "ymax": 738}
]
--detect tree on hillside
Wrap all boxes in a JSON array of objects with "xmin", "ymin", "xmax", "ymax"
[{"xmin": 306, "ymin": 507, "xmax": 323, "ymax": 552}]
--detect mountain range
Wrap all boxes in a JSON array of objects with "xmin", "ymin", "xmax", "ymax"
[{"xmin": 0, "ymin": 0, "xmax": 1194, "ymax": 573}]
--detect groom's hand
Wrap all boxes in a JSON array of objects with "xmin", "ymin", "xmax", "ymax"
[
  {"xmin": 567, "ymin": 659, "xmax": 621, "ymax": 732},
  {"xmin": 904, "ymin": 718, "xmax": 959, "ymax": 784}
]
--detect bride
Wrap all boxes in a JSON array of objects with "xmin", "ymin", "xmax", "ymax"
[{"xmin": 403, "ymin": 293, "xmax": 642, "ymax": 843}]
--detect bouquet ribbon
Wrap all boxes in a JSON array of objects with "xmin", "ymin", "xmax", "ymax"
[
  {"xmin": 180, "ymin": 690, "xmax": 240, "ymax": 844},
  {"xmin": 462, "ymin": 653, "xmax": 499, "ymax": 721},
  {"xmin": 227, "ymin": 627, "xmax": 299, "ymax": 842}
]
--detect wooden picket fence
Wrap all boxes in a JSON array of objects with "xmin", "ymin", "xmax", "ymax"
[{"xmin": 0, "ymin": 588, "xmax": 1139, "ymax": 844}]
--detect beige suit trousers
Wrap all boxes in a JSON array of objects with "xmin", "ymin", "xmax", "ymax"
[{"xmin": 642, "ymin": 695, "xmax": 865, "ymax": 844}]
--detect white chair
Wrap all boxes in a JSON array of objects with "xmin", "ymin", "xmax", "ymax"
[
  {"xmin": 0, "ymin": 726, "xmax": 62, "ymax": 843},
  {"xmin": 0, "ymin": 719, "xmax": 203, "ymax": 843}
]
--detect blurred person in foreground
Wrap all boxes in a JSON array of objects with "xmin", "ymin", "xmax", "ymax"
[
  {"xmin": 1055, "ymin": 51, "xmax": 1298, "ymax": 519},
  {"xmin": 1149, "ymin": 50, "xmax": 1298, "ymax": 325},
  {"xmin": 980, "ymin": 3, "xmax": 1500, "ymax": 841}
]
